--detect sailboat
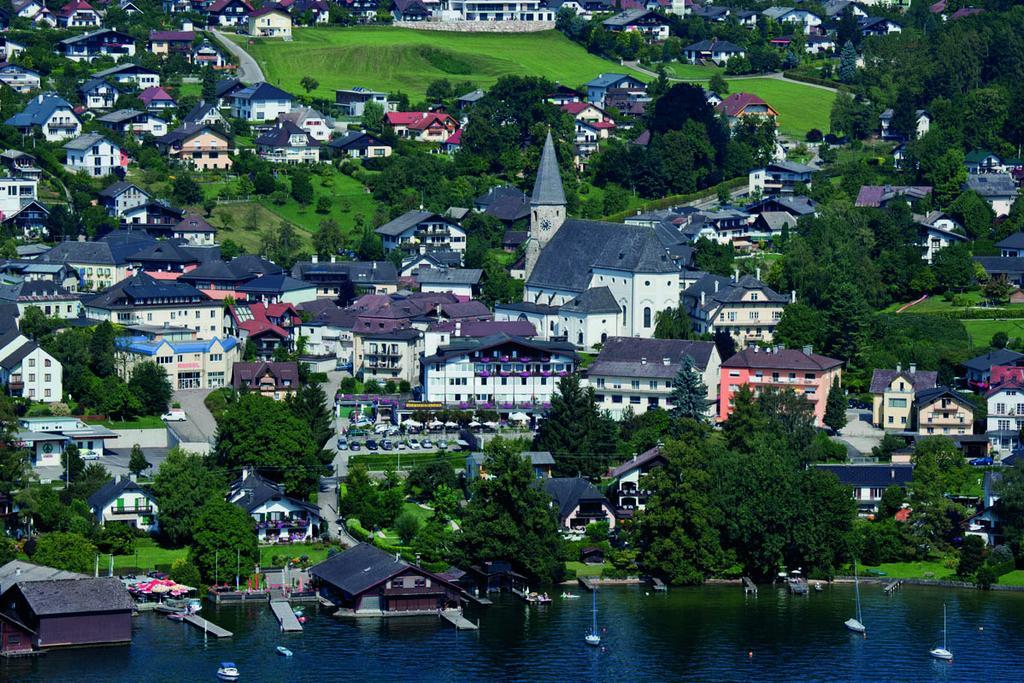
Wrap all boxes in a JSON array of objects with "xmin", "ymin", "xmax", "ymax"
[
  {"xmin": 585, "ymin": 591, "xmax": 601, "ymax": 646},
  {"xmin": 929, "ymin": 603, "xmax": 953, "ymax": 661},
  {"xmin": 844, "ymin": 564, "xmax": 866, "ymax": 634}
]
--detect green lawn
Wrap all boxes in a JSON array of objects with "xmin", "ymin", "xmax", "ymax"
[
  {"xmin": 962, "ymin": 319, "xmax": 1024, "ymax": 347},
  {"xmin": 565, "ymin": 561, "xmax": 607, "ymax": 578},
  {"xmin": 663, "ymin": 62, "xmax": 723, "ymax": 80},
  {"xmin": 998, "ymin": 570, "xmax": 1024, "ymax": 586},
  {"xmin": 110, "ymin": 538, "xmax": 188, "ymax": 571},
  {"xmin": 235, "ymin": 27, "xmax": 628, "ymax": 101},
  {"xmin": 207, "ymin": 202, "xmax": 308, "ymax": 253},
  {"xmin": 88, "ymin": 416, "xmax": 167, "ymax": 430},
  {"xmin": 258, "ymin": 543, "xmax": 334, "ymax": 567},
  {"xmin": 718, "ymin": 78, "xmax": 836, "ymax": 138},
  {"xmin": 856, "ymin": 559, "xmax": 955, "ymax": 581},
  {"xmin": 348, "ymin": 449, "xmax": 466, "ymax": 472},
  {"xmin": 401, "ymin": 501, "xmax": 434, "ymax": 523}
]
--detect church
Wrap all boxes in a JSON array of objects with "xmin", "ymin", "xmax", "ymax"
[{"xmin": 513, "ymin": 133, "xmax": 680, "ymax": 350}]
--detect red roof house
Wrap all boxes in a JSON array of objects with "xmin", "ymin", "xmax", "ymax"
[{"xmin": 715, "ymin": 93, "xmax": 779, "ymax": 124}]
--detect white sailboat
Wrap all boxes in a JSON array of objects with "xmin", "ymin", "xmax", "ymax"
[
  {"xmin": 929, "ymin": 603, "xmax": 953, "ymax": 661},
  {"xmin": 844, "ymin": 564, "xmax": 866, "ymax": 634},
  {"xmin": 585, "ymin": 591, "xmax": 601, "ymax": 646}
]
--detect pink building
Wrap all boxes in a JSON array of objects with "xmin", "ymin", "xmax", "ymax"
[{"xmin": 719, "ymin": 347, "xmax": 843, "ymax": 426}]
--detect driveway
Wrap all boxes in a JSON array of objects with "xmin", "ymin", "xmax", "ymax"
[
  {"xmin": 172, "ymin": 387, "xmax": 219, "ymax": 446},
  {"xmin": 210, "ymin": 29, "xmax": 264, "ymax": 84},
  {"xmin": 833, "ymin": 409, "xmax": 885, "ymax": 456}
]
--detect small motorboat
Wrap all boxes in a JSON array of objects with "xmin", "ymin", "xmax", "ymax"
[
  {"xmin": 292, "ymin": 607, "xmax": 304, "ymax": 617},
  {"xmin": 814, "ymin": 583, "xmax": 824, "ymax": 592},
  {"xmin": 167, "ymin": 612, "xmax": 185, "ymax": 622},
  {"xmin": 276, "ymin": 646, "xmax": 293, "ymax": 657},
  {"xmin": 187, "ymin": 598, "xmax": 202, "ymax": 613},
  {"xmin": 535, "ymin": 593, "xmax": 552, "ymax": 605},
  {"xmin": 216, "ymin": 663, "xmax": 240, "ymax": 680},
  {"xmin": 560, "ymin": 592, "xmax": 580, "ymax": 599}
]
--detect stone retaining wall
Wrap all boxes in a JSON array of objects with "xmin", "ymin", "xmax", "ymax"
[{"xmin": 394, "ymin": 20, "xmax": 554, "ymax": 32}]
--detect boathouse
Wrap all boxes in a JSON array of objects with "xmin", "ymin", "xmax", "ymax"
[
  {"xmin": 0, "ymin": 576, "xmax": 134, "ymax": 653},
  {"xmin": 309, "ymin": 543, "xmax": 463, "ymax": 614}
]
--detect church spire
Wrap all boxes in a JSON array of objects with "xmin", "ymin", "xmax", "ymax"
[{"xmin": 531, "ymin": 131, "xmax": 566, "ymax": 207}]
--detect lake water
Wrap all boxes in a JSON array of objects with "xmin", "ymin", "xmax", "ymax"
[{"xmin": 5, "ymin": 583, "xmax": 1024, "ymax": 682}]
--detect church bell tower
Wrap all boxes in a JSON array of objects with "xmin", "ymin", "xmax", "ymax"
[{"xmin": 525, "ymin": 131, "xmax": 567, "ymax": 280}]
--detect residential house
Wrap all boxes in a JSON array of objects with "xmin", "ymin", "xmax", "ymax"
[
  {"xmin": 63, "ymin": 134, "xmax": 126, "ymax": 178},
  {"xmin": 986, "ymin": 379, "xmax": 1024, "ymax": 451},
  {"xmin": 87, "ymin": 477, "xmax": 159, "ymax": 532},
  {"xmin": 247, "ymin": 6, "xmax": 292, "ymax": 37},
  {"xmin": 231, "ymin": 82, "xmax": 294, "ymax": 122},
  {"xmin": 917, "ymin": 211, "xmax": 966, "ymax": 263},
  {"xmin": 601, "ymin": 9, "xmax": 670, "ymax": 40},
  {"xmin": 870, "ymin": 364, "xmax": 938, "ymax": 430},
  {"xmin": 473, "ymin": 185, "xmax": 530, "ymax": 224},
  {"xmin": 207, "ymin": 0, "xmax": 253, "ymax": 26},
  {"xmin": 466, "ymin": 451, "xmax": 554, "ymax": 480},
  {"xmin": 147, "ymin": 29, "xmax": 194, "ymax": 58},
  {"xmin": 36, "ymin": 230, "xmax": 155, "ymax": 290},
  {"xmin": 584, "ymin": 73, "xmax": 646, "ymax": 107},
  {"xmin": 228, "ymin": 469, "xmax": 322, "ymax": 543},
  {"xmin": 328, "ymin": 131, "xmax": 392, "ymax": 159},
  {"xmin": 542, "ymin": 477, "xmax": 617, "ymax": 531},
  {"xmin": 5, "ymin": 94, "xmax": 81, "ymax": 142},
  {"xmin": 860, "ymin": 16, "xmax": 902, "ymax": 35},
  {"xmin": 719, "ymin": 346, "xmax": 843, "ymax": 426},
  {"xmin": 879, "ymin": 108, "xmax": 930, "ymax": 140},
  {"xmin": 0, "ymin": 176, "xmax": 39, "ymax": 221},
  {"xmin": 422, "ymin": 333, "xmax": 577, "ymax": 407},
  {"xmin": 83, "ymin": 272, "xmax": 224, "ymax": 336},
  {"xmin": 375, "ymin": 210, "xmax": 467, "ymax": 256},
  {"xmin": 0, "ymin": 279, "xmax": 80, "ymax": 319},
  {"xmin": 965, "ymin": 470, "xmax": 1003, "ymax": 545},
  {"xmin": 964, "ymin": 149, "xmax": 1023, "ymax": 175},
  {"xmin": 715, "ymin": 93, "xmax": 779, "ymax": 127},
  {"xmin": 309, "ymin": 543, "xmax": 463, "ymax": 613},
  {"xmin": 235, "ymin": 272, "xmax": 315, "ymax": 304},
  {"xmin": 231, "ymin": 360, "xmax": 299, "ymax": 398},
  {"xmin": 965, "ymin": 348, "xmax": 1024, "ymax": 391},
  {"xmin": 184, "ymin": 100, "xmax": 228, "ymax": 129},
  {"xmin": 91, "ymin": 63, "xmax": 159, "ymax": 89},
  {"xmin": 179, "ymin": 253, "xmax": 279, "ymax": 298},
  {"xmin": 384, "ymin": 111, "xmax": 459, "ymax": 143},
  {"xmin": 277, "ymin": 106, "xmax": 330, "ymax": 141},
  {"xmin": 354, "ymin": 327, "xmax": 422, "ymax": 385},
  {"xmin": 441, "ymin": 0, "xmax": 552, "ymax": 21},
  {"xmin": 97, "ymin": 181, "xmax": 150, "ymax": 217},
  {"xmin": 682, "ymin": 38, "xmax": 745, "ymax": 66},
  {"xmin": 226, "ymin": 301, "xmax": 301, "ymax": 358},
  {"xmin": 291, "ymin": 258, "xmax": 400, "ymax": 300},
  {"xmin": 278, "ymin": 0, "xmax": 330, "ymax": 23},
  {"xmin": 0, "ymin": 150, "xmax": 41, "ymax": 179},
  {"xmin": 605, "ymin": 445, "xmax": 668, "ymax": 516},
  {"xmin": 0, "ymin": 329, "xmax": 62, "ymax": 402},
  {"xmin": 0, "ymin": 578, "xmax": 133, "ymax": 654},
  {"xmin": 95, "ymin": 109, "xmax": 169, "ymax": 139},
  {"xmin": 55, "ymin": 0, "xmax": 100, "ymax": 27},
  {"xmin": 748, "ymin": 160, "xmax": 815, "ymax": 195},
  {"xmin": 586, "ymin": 337, "xmax": 720, "ymax": 418},
  {"xmin": 155, "ymin": 124, "xmax": 233, "ymax": 170},
  {"xmin": 0, "ymin": 64, "xmax": 40, "ymax": 94},
  {"xmin": 391, "ymin": 0, "xmax": 431, "ymax": 21},
  {"xmin": 192, "ymin": 39, "xmax": 229, "ymax": 68},
  {"xmin": 973, "ymin": 256, "xmax": 1024, "ymax": 287},
  {"xmin": 762, "ymin": 6, "xmax": 821, "ymax": 31},
  {"xmin": 296, "ymin": 299, "xmax": 357, "ymax": 363},
  {"xmin": 964, "ymin": 173, "xmax": 1018, "ymax": 216},
  {"xmin": 3, "ymin": 200, "xmax": 49, "ymax": 239},
  {"xmin": 115, "ymin": 325, "xmax": 239, "ymax": 389},
  {"xmin": 12, "ymin": 0, "xmax": 49, "ymax": 23},
  {"xmin": 682, "ymin": 273, "xmax": 791, "ymax": 346},
  {"xmin": 815, "ymin": 463, "xmax": 914, "ymax": 514},
  {"xmin": 255, "ymin": 120, "xmax": 320, "ymax": 164},
  {"xmin": 416, "ymin": 268, "xmax": 481, "ymax": 298},
  {"xmin": 59, "ymin": 30, "xmax": 136, "ymax": 63},
  {"xmin": 138, "ymin": 86, "xmax": 176, "ymax": 113},
  {"xmin": 334, "ymin": 87, "xmax": 388, "ymax": 117},
  {"xmin": 15, "ymin": 416, "xmax": 116, "ymax": 466},
  {"xmin": 78, "ymin": 78, "xmax": 121, "ymax": 110},
  {"xmin": 804, "ymin": 34, "xmax": 836, "ymax": 54},
  {"xmin": 916, "ymin": 386, "xmax": 974, "ymax": 437},
  {"xmin": 855, "ymin": 185, "xmax": 932, "ymax": 208}
]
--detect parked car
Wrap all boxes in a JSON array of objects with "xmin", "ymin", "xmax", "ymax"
[
  {"xmin": 437, "ymin": 440, "xmax": 448, "ymax": 450},
  {"xmin": 397, "ymin": 442, "xmax": 407, "ymax": 450},
  {"xmin": 366, "ymin": 439, "xmax": 378, "ymax": 450},
  {"xmin": 408, "ymin": 438, "xmax": 420, "ymax": 449},
  {"xmin": 381, "ymin": 439, "xmax": 393, "ymax": 450},
  {"xmin": 970, "ymin": 457, "xmax": 994, "ymax": 466},
  {"xmin": 336, "ymin": 437, "xmax": 348, "ymax": 450},
  {"xmin": 161, "ymin": 409, "xmax": 187, "ymax": 422},
  {"xmin": 422, "ymin": 439, "xmax": 434, "ymax": 450},
  {"xmin": 349, "ymin": 442, "xmax": 361, "ymax": 451},
  {"xmin": 374, "ymin": 423, "xmax": 390, "ymax": 435}
]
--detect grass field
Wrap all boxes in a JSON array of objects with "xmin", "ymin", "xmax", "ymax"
[
  {"xmin": 663, "ymin": 62, "xmax": 723, "ymax": 80},
  {"xmin": 962, "ymin": 319, "xmax": 1024, "ymax": 346},
  {"xmin": 856, "ymin": 559, "xmax": 954, "ymax": 581},
  {"xmin": 236, "ymin": 27, "xmax": 627, "ymax": 100},
  {"xmin": 348, "ymin": 449, "xmax": 466, "ymax": 472},
  {"xmin": 565, "ymin": 560, "xmax": 607, "ymax": 578},
  {"xmin": 258, "ymin": 543, "xmax": 334, "ymax": 567},
  {"xmin": 718, "ymin": 78, "xmax": 835, "ymax": 138},
  {"xmin": 111, "ymin": 538, "xmax": 188, "ymax": 571},
  {"xmin": 88, "ymin": 416, "xmax": 167, "ymax": 430}
]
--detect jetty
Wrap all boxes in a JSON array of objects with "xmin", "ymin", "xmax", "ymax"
[
  {"xmin": 270, "ymin": 600, "xmax": 303, "ymax": 632},
  {"xmin": 651, "ymin": 577, "xmax": 667, "ymax": 592},
  {"xmin": 577, "ymin": 576, "xmax": 597, "ymax": 592},
  {"xmin": 462, "ymin": 591, "xmax": 493, "ymax": 606},
  {"xmin": 884, "ymin": 580, "xmax": 904, "ymax": 595},
  {"xmin": 182, "ymin": 613, "xmax": 232, "ymax": 638},
  {"xmin": 440, "ymin": 609, "xmax": 479, "ymax": 630},
  {"xmin": 742, "ymin": 577, "xmax": 758, "ymax": 595}
]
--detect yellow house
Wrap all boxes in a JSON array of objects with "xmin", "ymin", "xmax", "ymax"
[
  {"xmin": 247, "ymin": 7, "xmax": 291, "ymax": 38},
  {"xmin": 870, "ymin": 365, "xmax": 938, "ymax": 430},
  {"xmin": 915, "ymin": 387, "xmax": 974, "ymax": 436},
  {"xmin": 158, "ymin": 124, "xmax": 233, "ymax": 171}
]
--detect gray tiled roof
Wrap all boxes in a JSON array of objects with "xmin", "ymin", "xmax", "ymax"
[
  {"xmin": 542, "ymin": 477, "xmax": 608, "ymax": 521},
  {"xmin": 415, "ymin": 268, "xmax": 482, "ymax": 286},
  {"xmin": 815, "ymin": 463, "xmax": 913, "ymax": 488},
  {"xmin": 965, "ymin": 173, "xmax": 1019, "ymax": 197},
  {"xmin": 868, "ymin": 368, "xmax": 938, "ymax": 394},
  {"xmin": 531, "ymin": 132, "xmax": 566, "ymax": 207},
  {"xmin": 13, "ymin": 577, "xmax": 134, "ymax": 615},
  {"xmin": 964, "ymin": 348, "xmax": 1024, "ymax": 372},
  {"xmin": 375, "ymin": 210, "xmax": 438, "ymax": 237},
  {"xmin": 560, "ymin": 286, "xmax": 619, "ymax": 314},
  {"xmin": 0, "ymin": 561, "xmax": 85, "ymax": 594},
  {"xmin": 309, "ymin": 543, "xmax": 409, "ymax": 595},
  {"xmin": 588, "ymin": 337, "xmax": 716, "ymax": 378}
]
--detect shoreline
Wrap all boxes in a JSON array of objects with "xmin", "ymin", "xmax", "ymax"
[{"xmin": 559, "ymin": 576, "xmax": 1024, "ymax": 593}]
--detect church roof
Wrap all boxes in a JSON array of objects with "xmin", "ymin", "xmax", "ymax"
[{"xmin": 531, "ymin": 131, "xmax": 566, "ymax": 207}]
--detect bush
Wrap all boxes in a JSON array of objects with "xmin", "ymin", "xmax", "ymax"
[
  {"xmin": 169, "ymin": 558, "xmax": 202, "ymax": 588},
  {"xmin": 585, "ymin": 521, "xmax": 609, "ymax": 542},
  {"xmin": 346, "ymin": 518, "xmax": 372, "ymax": 542},
  {"xmin": 394, "ymin": 511, "xmax": 422, "ymax": 545},
  {"xmin": 806, "ymin": 128, "xmax": 823, "ymax": 142}
]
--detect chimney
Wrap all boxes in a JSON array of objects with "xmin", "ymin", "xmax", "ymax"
[
  {"xmin": 330, "ymin": 255, "xmax": 336, "ymax": 263},
  {"xmin": 909, "ymin": 363, "xmax": 917, "ymax": 374},
  {"xmin": 754, "ymin": 346, "xmax": 760, "ymax": 353},
  {"xmin": 803, "ymin": 344, "xmax": 812, "ymax": 355},
  {"xmin": 312, "ymin": 254, "xmax": 318, "ymax": 263},
  {"xmin": 896, "ymin": 363, "xmax": 902, "ymax": 372},
  {"xmin": 640, "ymin": 357, "xmax": 647, "ymax": 365},
  {"xmin": 790, "ymin": 290, "xmax": 796, "ymax": 303},
  {"xmin": 78, "ymin": 234, "xmax": 86, "ymax": 242},
  {"xmin": 733, "ymin": 267, "xmax": 740, "ymax": 282},
  {"xmin": 700, "ymin": 291, "xmax": 706, "ymax": 305},
  {"xmin": 454, "ymin": 321, "xmax": 462, "ymax": 336},
  {"xmin": 713, "ymin": 280, "xmax": 719, "ymax": 293},
  {"xmin": 662, "ymin": 357, "xmax": 670, "ymax": 366},
  {"xmin": 891, "ymin": 468, "xmax": 895, "ymax": 480},
  {"xmin": 756, "ymin": 267, "xmax": 761, "ymax": 280}
]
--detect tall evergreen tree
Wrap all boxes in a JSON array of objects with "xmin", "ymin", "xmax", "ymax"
[
  {"xmin": 533, "ymin": 374, "xmax": 618, "ymax": 479},
  {"xmin": 722, "ymin": 384, "xmax": 767, "ymax": 452},
  {"xmin": 823, "ymin": 376, "xmax": 848, "ymax": 433},
  {"xmin": 668, "ymin": 355, "xmax": 708, "ymax": 422},
  {"xmin": 839, "ymin": 41, "xmax": 858, "ymax": 84}
]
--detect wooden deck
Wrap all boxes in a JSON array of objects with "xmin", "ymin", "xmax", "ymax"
[
  {"xmin": 578, "ymin": 576, "xmax": 597, "ymax": 592},
  {"xmin": 270, "ymin": 600, "xmax": 303, "ymax": 632},
  {"xmin": 182, "ymin": 613, "xmax": 233, "ymax": 638},
  {"xmin": 743, "ymin": 577, "xmax": 758, "ymax": 595},
  {"xmin": 651, "ymin": 578, "xmax": 667, "ymax": 592},
  {"xmin": 440, "ymin": 609, "xmax": 479, "ymax": 630}
]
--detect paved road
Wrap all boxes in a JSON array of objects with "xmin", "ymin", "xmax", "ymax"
[
  {"xmin": 622, "ymin": 61, "xmax": 839, "ymax": 93},
  {"xmin": 173, "ymin": 387, "xmax": 219, "ymax": 445},
  {"xmin": 834, "ymin": 408, "xmax": 886, "ymax": 456},
  {"xmin": 211, "ymin": 29, "xmax": 264, "ymax": 84}
]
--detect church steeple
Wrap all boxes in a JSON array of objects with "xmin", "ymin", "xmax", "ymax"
[{"xmin": 525, "ymin": 132, "xmax": 567, "ymax": 280}]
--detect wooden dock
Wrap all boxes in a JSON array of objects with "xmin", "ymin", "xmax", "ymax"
[
  {"xmin": 440, "ymin": 609, "xmax": 479, "ymax": 630},
  {"xmin": 182, "ymin": 613, "xmax": 232, "ymax": 638},
  {"xmin": 270, "ymin": 600, "xmax": 303, "ymax": 632},
  {"xmin": 651, "ymin": 578, "xmax": 667, "ymax": 592},
  {"xmin": 577, "ymin": 576, "xmax": 597, "ymax": 592},
  {"xmin": 462, "ymin": 591, "xmax": 493, "ymax": 606},
  {"xmin": 884, "ymin": 580, "xmax": 904, "ymax": 595},
  {"xmin": 742, "ymin": 577, "xmax": 758, "ymax": 595}
]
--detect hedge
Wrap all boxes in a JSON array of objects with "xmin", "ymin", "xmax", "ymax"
[
  {"xmin": 934, "ymin": 308, "xmax": 1024, "ymax": 321},
  {"xmin": 782, "ymin": 70, "xmax": 846, "ymax": 91},
  {"xmin": 602, "ymin": 176, "xmax": 747, "ymax": 223}
]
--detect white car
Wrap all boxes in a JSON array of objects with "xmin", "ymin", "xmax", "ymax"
[
  {"xmin": 408, "ymin": 438, "xmax": 420, "ymax": 449},
  {"xmin": 161, "ymin": 410, "xmax": 187, "ymax": 422},
  {"xmin": 374, "ymin": 423, "xmax": 390, "ymax": 435}
]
